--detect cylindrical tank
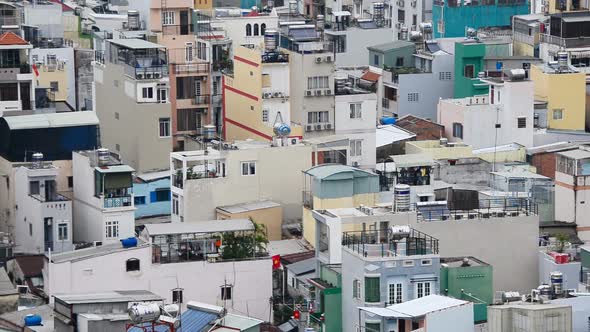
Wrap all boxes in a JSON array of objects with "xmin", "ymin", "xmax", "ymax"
[
  {"xmin": 409, "ymin": 30, "xmax": 422, "ymax": 41},
  {"xmin": 32, "ymin": 152, "xmax": 44, "ymax": 169},
  {"xmin": 128, "ymin": 303, "xmax": 161, "ymax": 323},
  {"xmin": 381, "ymin": 117, "xmax": 396, "ymax": 125},
  {"xmin": 120, "ymin": 237, "xmax": 138, "ymax": 248},
  {"xmin": 24, "ymin": 314, "xmax": 42, "ymax": 326},
  {"xmin": 163, "ymin": 303, "xmax": 179, "ymax": 317},
  {"xmin": 419, "ymin": 22, "xmax": 433, "ymax": 34},
  {"xmin": 557, "ymin": 51, "xmax": 568, "ymax": 69},
  {"xmin": 203, "ymin": 125, "xmax": 216, "ymax": 141},
  {"xmin": 273, "ymin": 123, "xmax": 291, "ymax": 137},
  {"xmin": 394, "ymin": 184, "xmax": 411, "ymax": 212},
  {"xmin": 264, "ymin": 29, "xmax": 278, "ymax": 52},
  {"xmin": 316, "ymin": 15, "xmax": 325, "ymax": 31},
  {"xmin": 127, "ymin": 10, "xmax": 140, "ymax": 30},
  {"xmin": 537, "ymin": 284, "xmax": 551, "ymax": 302},
  {"xmin": 373, "ymin": 2, "xmax": 385, "ymax": 27},
  {"xmin": 550, "ymin": 271, "xmax": 563, "ymax": 296},
  {"xmin": 97, "ymin": 148, "xmax": 110, "ymax": 165}
]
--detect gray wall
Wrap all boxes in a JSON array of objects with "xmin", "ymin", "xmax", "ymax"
[
  {"xmin": 538, "ymin": 251, "xmax": 581, "ymax": 291},
  {"xmin": 75, "ymin": 49, "xmax": 95, "ymax": 111},
  {"xmin": 330, "ymin": 28, "xmax": 394, "ymax": 67},
  {"xmin": 553, "ymin": 297, "xmax": 590, "ymax": 332}
]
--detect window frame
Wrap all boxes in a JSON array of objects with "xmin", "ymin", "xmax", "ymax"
[
  {"xmin": 134, "ymin": 196, "xmax": 146, "ymax": 205},
  {"xmin": 464, "ymin": 64, "xmax": 475, "ymax": 78},
  {"xmin": 553, "ymin": 108, "xmax": 563, "ymax": 120},
  {"xmin": 105, "ymin": 221, "xmax": 119, "ymax": 239},
  {"xmin": 240, "ymin": 161, "xmax": 256, "ymax": 176},
  {"xmin": 350, "ymin": 139, "xmax": 362, "ymax": 157},
  {"xmin": 159, "ymin": 117, "xmax": 171, "ymax": 137},
  {"xmin": 364, "ymin": 276, "xmax": 380, "ymax": 303},
  {"xmin": 349, "ymin": 103, "xmax": 362, "ymax": 119},
  {"xmin": 452, "ymin": 122, "xmax": 463, "ymax": 139},
  {"xmin": 126, "ymin": 258, "xmax": 140, "ymax": 272},
  {"xmin": 353, "ymin": 279, "xmax": 361, "ymax": 299},
  {"xmin": 162, "ymin": 11, "xmax": 175, "ymax": 25},
  {"xmin": 221, "ymin": 285, "xmax": 233, "ymax": 300},
  {"xmin": 416, "ymin": 281, "xmax": 432, "ymax": 299},
  {"xmin": 517, "ymin": 117, "xmax": 526, "ymax": 129},
  {"xmin": 57, "ymin": 223, "xmax": 68, "ymax": 241},
  {"xmin": 388, "ymin": 282, "xmax": 403, "ymax": 304}
]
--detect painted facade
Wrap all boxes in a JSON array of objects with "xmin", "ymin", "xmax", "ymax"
[{"xmin": 133, "ymin": 175, "xmax": 171, "ymax": 219}]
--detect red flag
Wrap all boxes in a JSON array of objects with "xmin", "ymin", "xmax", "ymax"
[
  {"xmin": 32, "ymin": 64, "xmax": 39, "ymax": 77},
  {"xmin": 272, "ymin": 254, "xmax": 281, "ymax": 270}
]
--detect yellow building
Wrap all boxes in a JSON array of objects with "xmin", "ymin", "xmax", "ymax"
[
  {"xmin": 194, "ymin": 0, "xmax": 213, "ymax": 10},
  {"xmin": 302, "ymin": 165, "xmax": 379, "ymax": 246},
  {"xmin": 531, "ymin": 64, "xmax": 586, "ymax": 131},
  {"xmin": 35, "ymin": 60, "xmax": 69, "ymax": 103},
  {"xmin": 216, "ymin": 200, "xmax": 283, "ymax": 241},
  {"xmin": 405, "ymin": 140, "xmax": 474, "ymax": 160},
  {"xmin": 223, "ymin": 45, "xmax": 303, "ymax": 142}
]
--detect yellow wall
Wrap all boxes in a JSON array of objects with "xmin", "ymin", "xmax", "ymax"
[
  {"xmin": 513, "ymin": 41, "xmax": 535, "ymax": 57},
  {"xmin": 475, "ymin": 148, "xmax": 527, "ymax": 163},
  {"xmin": 216, "ymin": 206, "xmax": 283, "ymax": 241},
  {"xmin": 531, "ymin": 65, "xmax": 586, "ymax": 130},
  {"xmin": 36, "ymin": 64, "xmax": 68, "ymax": 102},
  {"xmin": 194, "ymin": 0, "xmax": 213, "ymax": 10}
]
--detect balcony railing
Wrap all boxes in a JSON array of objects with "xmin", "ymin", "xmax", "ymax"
[
  {"xmin": 540, "ymin": 33, "xmax": 590, "ymax": 48},
  {"xmin": 162, "ymin": 24, "xmax": 194, "ymax": 36},
  {"xmin": 171, "ymin": 62, "xmax": 210, "ymax": 74},
  {"xmin": 103, "ymin": 195, "xmax": 133, "ymax": 208},
  {"xmin": 124, "ymin": 64, "xmax": 168, "ymax": 80},
  {"xmin": 193, "ymin": 95, "xmax": 210, "ymax": 105},
  {"xmin": 261, "ymin": 53, "xmax": 289, "ymax": 64},
  {"xmin": 342, "ymin": 229, "xmax": 439, "ymax": 258}
]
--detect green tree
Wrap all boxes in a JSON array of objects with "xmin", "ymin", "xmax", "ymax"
[{"xmin": 220, "ymin": 218, "xmax": 268, "ymax": 260}]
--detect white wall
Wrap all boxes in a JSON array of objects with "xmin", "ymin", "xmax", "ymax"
[
  {"xmin": 335, "ymin": 93, "xmax": 377, "ymax": 168},
  {"xmin": 30, "ymin": 48, "xmax": 76, "ymax": 109},
  {"xmin": 426, "ymin": 303, "xmax": 474, "ymax": 332},
  {"xmin": 45, "ymin": 245, "xmax": 273, "ymax": 321},
  {"xmin": 262, "ymin": 63, "xmax": 291, "ymax": 126},
  {"xmin": 212, "ymin": 16, "xmax": 278, "ymax": 54}
]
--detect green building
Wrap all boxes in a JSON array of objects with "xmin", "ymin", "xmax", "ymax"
[
  {"xmin": 454, "ymin": 41, "xmax": 488, "ymax": 98},
  {"xmin": 582, "ymin": 246, "xmax": 590, "ymax": 285},
  {"xmin": 367, "ymin": 41, "xmax": 416, "ymax": 69},
  {"xmin": 440, "ymin": 257, "xmax": 493, "ymax": 323},
  {"xmin": 309, "ymin": 263, "xmax": 342, "ymax": 332}
]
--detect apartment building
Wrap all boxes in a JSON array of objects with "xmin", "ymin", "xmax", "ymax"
[
  {"xmin": 94, "ymin": 38, "xmax": 172, "ymax": 173},
  {"xmin": 30, "ymin": 47, "xmax": 75, "ymax": 110},
  {"xmin": 211, "ymin": 8, "xmax": 279, "ymax": 54},
  {"xmin": 512, "ymin": 14, "xmax": 548, "ymax": 57},
  {"xmin": 13, "ymin": 156, "xmax": 73, "ymax": 255},
  {"xmin": 170, "ymin": 141, "xmax": 311, "ymax": 226},
  {"xmin": 0, "ymin": 32, "xmax": 34, "ymax": 115},
  {"xmin": 44, "ymin": 219, "xmax": 273, "ymax": 321},
  {"xmin": 72, "ymin": 150, "xmax": 135, "ymax": 245},
  {"xmin": 530, "ymin": 60, "xmax": 586, "ymax": 131},
  {"xmin": 438, "ymin": 70, "xmax": 534, "ymax": 149}
]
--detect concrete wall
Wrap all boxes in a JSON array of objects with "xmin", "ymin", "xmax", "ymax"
[
  {"xmin": 538, "ymin": 251, "xmax": 580, "ymax": 291},
  {"xmin": 426, "ymin": 303, "xmax": 474, "ymax": 332},
  {"xmin": 24, "ymin": 3, "xmax": 64, "ymax": 39},
  {"xmin": 31, "ymin": 48, "xmax": 75, "ymax": 109},
  {"xmin": 331, "ymin": 28, "xmax": 394, "ymax": 67},
  {"xmin": 216, "ymin": 205, "xmax": 283, "ymax": 241},
  {"xmin": 94, "ymin": 62, "xmax": 172, "ymax": 173},
  {"xmin": 553, "ymin": 297, "xmax": 590, "ymax": 332},
  {"xmin": 74, "ymin": 49, "xmax": 95, "ymax": 111},
  {"xmin": 44, "ymin": 245, "xmax": 273, "ymax": 321},
  {"xmin": 212, "ymin": 16, "xmax": 278, "ymax": 55},
  {"xmin": 134, "ymin": 177, "xmax": 171, "ymax": 219}
]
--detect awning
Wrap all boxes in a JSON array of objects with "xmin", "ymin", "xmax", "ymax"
[
  {"xmin": 95, "ymin": 165, "xmax": 135, "ymax": 173},
  {"xmin": 333, "ymin": 11, "xmax": 351, "ymax": 16},
  {"xmin": 359, "ymin": 307, "xmax": 411, "ymax": 318},
  {"xmin": 361, "ymin": 70, "xmax": 381, "ymax": 82}
]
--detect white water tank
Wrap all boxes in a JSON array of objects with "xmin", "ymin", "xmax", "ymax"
[
  {"xmin": 97, "ymin": 148, "xmax": 110, "ymax": 166},
  {"xmin": 394, "ymin": 184, "xmax": 411, "ymax": 212},
  {"xmin": 128, "ymin": 303, "xmax": 161, "ymax": 323},
  {"xmin": 31, "ymin": 153, "xmax": 44, "ymax": 169}
]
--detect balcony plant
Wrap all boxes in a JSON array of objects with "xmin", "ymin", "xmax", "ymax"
[{"xmin": 220, "ymin": 218, "xmax": 268, "ymax": 260}]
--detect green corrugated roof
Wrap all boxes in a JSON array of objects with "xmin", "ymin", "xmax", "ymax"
[{"xmin": 368, "ymin": 40, "xmax": 415, "ymax": 53}]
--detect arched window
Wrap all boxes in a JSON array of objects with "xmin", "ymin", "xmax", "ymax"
[
  {"xmin": 254, "ymin": 23, "xmax": 259, "ymax": 36},
  {"xmin": 261, "ymin": 23, "xmax": 266, "ymax": 35},
  {"xmin": 246, "ymin": 23, "xmax": 252, "ymax": 36},
  {"xmin": 126, "ymin": 258, "xmax": 140, "ymax": 272}
]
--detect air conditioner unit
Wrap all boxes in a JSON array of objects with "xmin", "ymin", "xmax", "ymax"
[
  {"xmin": 306, "ymin": 125, "xmax": 314, "ymax": 132},
  {"xmin": 481, "ymin": 213, "xmax": 490, "ymax": 219},
  {"xmin": 315, "ymin": 57, "xmax": 323, "ymax": 63},
  {"xmin": 273, "ymin": 92, "xmax": 280, "ymax": 98},
  {"xmin": 17, "ymin": 285, "xmax": 28, "ymax": 294},
  {"xmin": 510, "ymin": 211, "xmax": 519, "ymax": 217},
  {"xmin": 325, "ymin": 55, "xmax": 333, "ymax": 62},
  {"xmin": 454, "ymin": 214, "xmax": 462, "ymax": 220},
  {"xmin": 94, "ymin": 241, "xmax": 103, "ymax": 247},
  {"xmin": 324, "ymin": 123, "xmax": 332, "ymax": 130},
  {"xmin": 315, "ymin": 124, "xmax": 322, "ymax": 130},
  {"xmin": 352, "ymin": 161, "xmax": 359, "ymax": 167},
  {"xmin": 146, "ymin": 73, "xmax": 153, "ymax": 79},
  {"xmin": 136, "ymin": 73, "xmax": 144, "ymax": 79},
  {"xmin": 154, "ymin": 72, "xmax": 161, "ymax": 78},
  {"xmin": 315, "ymin": 90, "xmax": 322, "ymax": 96},
  {"xmin": 496, "ymin": 212, "xmax": 506, "ymax": 218},
  {"xmin": 306, "ymin": 90, "xmax": 312, "ymax": 96},
  {"xmin": 290, "ymin": 138, "xmax": 300, "ymax": 145},
  {"xmin": 263, "ymin": 92, "xmax": 271, "ymax": 99},
  {"xmin": 324, "ymin": 89, "xmax": 332, "ymax": 95}
]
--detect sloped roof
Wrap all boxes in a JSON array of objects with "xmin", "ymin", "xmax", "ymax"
[
  {"xmin": 0, "ymin": 32, "xmax": 29, "ymax": 46},
  {"xmin": 361, "ymin": 70, "xmax": 381, "ymax": 82},
  {"xmin": 303, "ymin": 164, "xmax": 377, "ymax": 180},
  {"xmin": 13, "ymin": 255, "xmax": 44, "ymax": 277},
  {"xmin": 360, "ymin": 295, "xmax": 470, "ymax": 318}
]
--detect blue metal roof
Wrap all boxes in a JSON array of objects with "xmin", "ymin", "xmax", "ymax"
[
  {"xmin": 127, "ymin": 323, "xmax": 171, "ymax": 332},
  {"xmin": 126, "ymin": 309, "xmax": 218, "ymax": 332}
]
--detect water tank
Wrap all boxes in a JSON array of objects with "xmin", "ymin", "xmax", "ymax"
[
  {"xmin": 409, "ymin": 31, "xmax": 422, "ymax": 41},
  {"xmin": 419, "ymin": 22, "xmax": 433, "ymax": 34},
  {"xmin": 550, "ymin": 271, "xmax": 563, "ymax": 296},
  {"xmin": 273, "ymin": 123, "xmax": 291, "ymax": 137},
  {"xmin": 24, "ymin": 314, "xmax": 42, "ymax": 326},
  {"xmin": 316, "ymin": 15, "xmax": 325, "ymax": 31},
  {"xmin": 120, "ymin": 237, "xmax": 138, "ymax": 248},
  {"xmin": 501, "ymin": 291, "xmax": 521, "ymax": 303},
  {"xmin": 267, "ymin": 0, "xmax": 274, "ymax": 8},
  {"xmin": 507, "ymin": 68, "xmax": 526, "ymax": 81},
  {"xmin": 373, "ymin": 2, "xmax": 385, "ymax": 27},
  {"xmin": 557, "ymin": 51, "xmax": 568, "ymax": 69},
  {"xmin": 264, "ymin": 29, "xmax": 278, "ymax": 52},
  {"xmin": 128, "ymin": 303, "xmax": 161, "ymax": 323},
  {"xmin": 31, "ymin": 152, "xmax": 44, "ymax": 169},
  {"xmin": 127, "ymin": 10, "xmax": 140, "ymax": 30},
  {"xmin": 401, "ymin": 26, "xmax": 408, "ymax": 40},
  {"xmin": 381, "ymin": 117, "xmax": 396, "ymax": 125},
  {"xmin": 203, "ymin": 125, "xmax": 216, "ymax": 141},
  {"xmin": 97, "ymin": 148, "xmax": 110, "ymax": 166},
  {"xmin": 537, "ymin": 284, "xmax": 551, "ymax": 301},
  {"xmin": 163, "ymin": 303, "xmax": 179, "ymax": 317},
  {"xmin": 289, "ymin": 0, "xmax": 297, "ymax": 15},
  {"xmin": 394, "ymin": 184, "xmax": 411, "ymax": 212}
]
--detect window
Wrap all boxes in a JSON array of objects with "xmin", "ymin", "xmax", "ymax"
[
  {"xmin": 142, "ymin": 87, "xmax": 154, "ymax": 99},
  {"xmin": 439, "ymin": 71, "xmax": 452, "ymax": 80},
  {"xmin": 261, "ymin": 23, "xmax": 266, "ymax": 35},
  {"xmin": 350, "ymin": 139, "xmax": 362, "ymax": 157},
  {"xmin": 416, "ymin": 281, "xmax": 431, "ymax": 298},
  {"xmin": 172, "ymin": 289, "xmax": 183, "ymax": 303},
  {"xmin": 517, "ymin": 117, "xmax": 526, "ymax": 128},
  {"xmin": 349, "ymin": 103, "xmax": 362, "ymax": 119},
  {"xmin": 452, "ymin": 123, "xmax": 463, "ymax": 139},
  {"xmin": 246, "ymin": 23, "xmax": 252, "ymax": 36},
  {"xmin": 262, "ymin": 109, "xmax": 269, "ymax": 122},
  {"xmin": 403, "ymin": 260, "xmax": 414, "ymax": 267},
  {"xmin": 412, "ymin": 14, "xmax": 417, "ymax": 26},
  {"xmin": 158, "ymin": 88, "xmax": 167, "ymax": 103},
  {"xmin": 116, "ymin": 144, "xmax": 120, "ymax": 151},
  {"xmin": 50, "ymin": 81, "xmax": 59, "ymax": 92},
  {"xmin": 553, "ymin": 109, "xmax": 563, "ymax": 120},
  {"xmin": 126, "ymin": 258, "xmax": 140, "ymax": 272},
  {"xmin": 152, "ymin": 189, "xmax": 171, "ymax": 202},
  {"xmin": 221, "ymin": 285, "xmax": 232, "ymax": 300},
  {"xmin": 307, "ymin": 111, "xmax": 329, "ymax": 123},
  {"xmin": 162, "ymin": 11, "xmax": 175, "ymax": 25},
  {"xmin": 46, "ymin": 54, "xmax": 57, "ymax": 67},
  {"xmin": 365, "ymin": 322, "xmax": 380, "ymax": 332},
  {"xmin": 29, "ymin": 223, "xmax": 32, "ymax": 237},
  {"xmin": 177, "ymin": 109, "xmax": 202, "ymax": 131},
  {"xmin": 58, "ymin": 223, "xmax": 68, "ymax": 241},
  {"xmin": 134, "ymin": 196, "xmax": 146, "ymax": 205},
  {"xmin": 105, "ymin": 221, "xmax": 119, "ymax": 239},
  {"xmin": 353, "ymin": 279, "xmax": 361, "ymax": 299},
  {"xmin": 373, "ymin": 54, "xmax": 380, "ymax": 66},
  {"xmin": 172, "ymin": 195, "xmax": 179, "ymax": 215},
  {"xmin": 396, "ymin": 57, "xmax": 404, "ymax": 67},
  {"xmin": 29, "ymin": 181, "xmax": 40, "ymax": 195},
  {"xmin": 67, "ymin": 176, "xmax": 73, "ymax": 188},
  {"xmin": 307, "ymin": 76, "xmax": 329, "ymax": 89},
  {"xmin": 115, "ymin": 112, "xmax": 119, "ymax": 120},
  {"xmin": 185, "ymin": 43, "xmax": 194, "ymax": 62},
  {"xmin": 388, "ymin": 282, "xmax": 403, "ymax": 304},
  {"xmin": 421, "ymin": 259, "xmax": 432, "ymax": 266},
  {"xmin": 464, "ymin": 64, "xmax": 475, "ymax": 78},
  {"xmin": 159, "ymin": 118, "xmax": 171, "ymax": 137},
  {"xmin": 398, "ymin": 9, "xmax": 405, "ymax": 22},
  {"xmin": 254, "ymin": 23, "xmax": 259, "ymax": 36},
  {"xmin": 364, "ymin": 276, "xmax": 380, "ymax": 303},
  {"xmin": 241, "ymin": 161, "xmax": 256, "ymax": 176},
  {"xmin": 408, "ymin": 93, "xmax": 419, "ymax": 102}
]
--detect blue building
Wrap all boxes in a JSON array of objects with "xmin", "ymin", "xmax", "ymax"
[
  {"xmin": 432, "ymin": 0, "xmax": 529, "ymax": 38},
  {"xmin": 134, "ymin": 171, "xmax": 171, "ymax": 219}
]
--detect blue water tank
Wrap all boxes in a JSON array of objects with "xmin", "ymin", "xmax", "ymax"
[
  {"xmin": 381, "ymin": 117, "xmax": 396, "ymax": 125},
  {"xmin": 24, "ymin": 314, "xmax": 42, "ymax": 326},
  {"xmin": 120, "ymin": 237, "xmax": 138, "ymax": 248}
]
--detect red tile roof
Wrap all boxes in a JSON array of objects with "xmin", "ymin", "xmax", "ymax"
[
  {"xmin": 361, "ymin": 70, "xmax": 381, "ymax": 82},
  {"xmin": 0, "ymin": 32, "xmax": 29, "ymax": 46}
]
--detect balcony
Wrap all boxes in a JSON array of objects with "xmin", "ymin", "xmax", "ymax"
[
  {"xmin": 162, "ymin": 24, "xmax": 194, "ymax": 36},
  {"xmin": 192, "ymin": 94, "xmax": 210, "ymax": 105},
  {"xmin": 124, "ymin": 63, "xmax": 168, "ymax": 80},
  {"xmin": 0, "ymin": 63, "xmax": 32, "ymax": 81},
  {"xmin": 103, "ymin": 195, "xmax": 133, "ymax": 209},
  {"xmin": 261, "ymin": 53, "xmax": 289, "ymax": 64},
  {"xmin": 342, "ymin": 228, "xmax": 439, "ymax": 259},
  {"xmin": 171, "ymin": 62, "xmax": 210, "ymax": 74},
  {"xmin": 540, "ymin": 33, "xmax": 590, "ymax": 48}
]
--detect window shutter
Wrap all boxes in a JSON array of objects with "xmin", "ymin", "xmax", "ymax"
[{"xmin": 150, "ymin": 191, "xmax": 157, "ymax": 203}]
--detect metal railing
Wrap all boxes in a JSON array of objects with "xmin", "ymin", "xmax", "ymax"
[
  {"xmin": 261, "ymin": 53, "xmax": 289, "ymax": 63},
  {"xmin": 416, "ymin": 198, "xmax": 537, "ymax": 222},
  {"xmin": 162, "ymin": 24, "xmax": 194, "ymax": 35},
  {"xmin": 124, "ymin": 63, "xmax": 168, "ymax": 80},
  {"xmin": 342, "ymin": 229, "xmax": 439, "ymax": 258},
  {"xmin": 540, "ymin": 33, "xmax": 590, "ymax": 48},
  {"xmin": 171, "ymin": 62, "xmax": 210, "ymax": 74},
  {"xmin": 193, "ymin": 95, "xmax": 210, "ymax": 105},
  {"xmin": 103, "ymin": 195, "xmax": 133, "ymax": 208}
]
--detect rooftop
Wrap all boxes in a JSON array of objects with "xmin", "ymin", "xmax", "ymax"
[
  {"xmin": 389, "ymin": 153, "xmax": 436, "ymax": 168},
  {"xmin": 216, "ymin": 200, "xmax": 280, "ymax": 214},
  {"xmin": 144, "ymin": 219, "xmax": 254, "ymax": 236},
  {"xmin": 11, "ymin": 255, "xmax": 44, "ymax": 277},
  {"xmin": 267, "ymin": 238, "xmax": 313, "ymax": 257},
  {"xmin": 0, "ymin": 268, "xmax": 17, "ymax": 296},
  {"xmin": 441, "ymin": 256, "xmax": 490, "ymax": 268},
  {"xmin": 558, "ymin": 148, "xmax": 590, "ymax": 160},
  {"xmin": 54, "ymin": 290, "xmax": 162, "ymax": 305},
  {"xmin": 376, "ymin": 125, "xmax": 416, "ymax": 148},
  {"xmin": 108, "ymin": 38, "xmax": 165, "ymax": 50},
  {"xmin": 491, "ymin": 170, "xmax": 550, "ymax": 180},
  {"xmin": 49, "ymin": 239, "xmax": 149, "ymax": 263},
  {"xmin": 0, "ymin": 32, "xmax": 31, "ymax": 48},
  {"xmin": 1, "ymin": 111, "xmax": 99, "ymax": 130},
  {"xmin": 0, "ymin": 304, "xmax": 54, "ymax": 331},
  {"xmin": 368, "ymin": 40, "xmax": 415, "ymax": 53},
  {"xmin": 360, "ymin": 295, "xmax": 471, "ymax": 318},
  {"xmin": 284, "ymin": 257, "xmax": 316, "ymax": 275},
  {"xmin": 303, "ymin": 164, "xmax": 377, "ymax": 180}
]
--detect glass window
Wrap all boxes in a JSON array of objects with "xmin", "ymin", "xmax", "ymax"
[
  {"xmin": 159, "ymin": 118, "xmax": 170, "ymax": 137},
  {"xmin": 162, "ymin": 11, "xmax": 175, "ymax": 25},
  {"xmin": 50, "ymin": 81, "xmax": 59, "ymax": 92},
  {"xmin": 221, "ymin": 285, "xmax": 232, "ymax": 300},
  {"xmin": 416, "ymin": 281, "xmax": 431, "ymax": 298},
  {"xmin": 407, "ymin": 93, "xmax": 419, "ymax": 102},
  {"xmin": 350, "ymin": 140, "xmax": 362, "ymax": 157},
  {"xmin": 58, "ymin": 223, "xmax": 68, "ymax": 241},
  {"xmin": 464, "ymin": 64, "xmax": 475, "ymax": 78},
  {"xmin": 142, "ymin": 87, "xmax": 153, "ymax": 99},
  {"xmin": 353, "ymin": 279, "xmax": 361, "ymax": 299},
  {"xmin": 153, "ymin": 189, "xmax": 171, "ymax": 202},
  {"xmin": 246, "ymin": 23, "xmax": 252, "ymax": 36},
  {"xmin": 105, "ymin": 221, "xmax": 119, "ymax": 239},
  {"xmin": 254, "ymin": 23, "xmax": 259, "ymax": 36},
  {"xmin": 29, "ymin": 181, "xmax": 40, "ymax": 195},
  {"xmin": 452, "ymin": 123, "xmax": 463, "ymax": 139},
  {"xmin": 364, "ymin": 276, "xmax": 380, "ymax": 302},
  {"xmin": 396, "ymin": 57, "xmax": 404, "ymax": 67},
  {"xmin": 365, "ymin": 322, "xmax": 380, "ymax": 332},
  {"xmin": 388, "ymin": 282, "xmax": 403, "ymax": 304},
  {"xmin": 349, "ymin": 103, "xmax": 361, "ymax": 119},
  {"xmin": 373, "ymin": 54, "xmax": 379, "ymax": 66},
  {"xmin": 134, "ymin": 196, "xmax": 146, "ymax": 205},
  {"xmin": 241, "ymin": 161, "xmax": 256, "ymax": 176},
  {"xmin": 261, "ymin": 23, "xmax": 266, "ymax": 35},
  {"xmin": 553, "ymin": 109, "xmax": 563, "ymax": 120}
]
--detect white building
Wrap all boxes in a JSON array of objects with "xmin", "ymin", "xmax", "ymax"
[
  {"xmin": 14, "ymin": 157, "xmax": 73, "ymax": 254},
  {"xmin": 72, "ymin": 150, "xmax": 135, "ymax": 245},
  {"xmin": 44, "ymin": 219, "xmax": 273, "ymax": 322},
  {"xmin": 438, "ymin": 71, "xmax": 534, "ymax": 149},
  {"xmin": 211, "ymin": 8, "xmax": 279, "ymax": 54}
]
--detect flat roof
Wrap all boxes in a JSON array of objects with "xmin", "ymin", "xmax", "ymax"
[
  {"xmin": 390, "ymin": 154, "xmax": 435, "ymax": 168},
  {"xmin": 144, "ymin": 219, "xmax": 254, "ymax": 236},
  {"xmin": 95, "ymin": 165, "xmax": 134, "ymax": 173},
  {"xmin": 136, "ymin": 170, "xmax": 171, "ymax": 182},
  {"xmin": 216, "ymin": 200, "xmax": 280, "ymax": 214},
  {"xmin": 285, "ymin": 257, "xmax": 316, "ymax": 275},
  {"xmin": 491, "ymin": 171, "xmax": 549, "ymax": 180},
  {"xmin": 267, "ymin": 239, "xmax": 313, "ymax": 257},
  {"xmin": 50, "ymin": 239, "xmax": 149, "ymax": 263},
  {"xmin": 376, "ymin": 125, "xmax": 416, "ymax": 148},
  {"xmin": 2, "ymin": 111, "xmax": 99, "ymax": 130},
  {"xmin": 55, "ymin": 290, "xmax": 162, "ymax": 304},
  {"xmin": 303, "ymin": 164, "xmax": 377, "ymax": 180},
  {"xmin": 368, "ymin": 40, "xmax": 415, "ymax": 52},
  {"xmin": 360, "ymin": 295, "xmax": 470, "ymax": 318},
  {"xmin": 441, "ymin": 256, "xmax": 489, "ymax": 267},
  {"xmin": 109, "ymin": 38, "xmax": 165, "ymax": 50},
  {"xmin": 558, "ymin": 149, "xmax": 590, "ymax": 160}
]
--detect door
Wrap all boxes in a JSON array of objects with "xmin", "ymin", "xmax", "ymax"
[{"xmin": 180, "ymin": 10, "xmax": 189, "ymax": 35}]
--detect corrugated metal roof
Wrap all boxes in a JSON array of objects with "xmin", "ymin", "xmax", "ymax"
[
  {"xmin": 144, "ymin": 219, "xmax": 254, "ymax": 236},
  {"xmin": 385, "ymin": 295, "xmax": 469, "ymax": 317},
  {"xmin": 136, "ymin": 170, "xmax": 171, "ymax": 182},
  {"xmin": 359, "ymin": 307, "xmax": 410, "ymax": 318},
  {"xmin": 368, "ymin": 40, "xmax": 414, "ymax": 52},
  {"xmin": 216, "ymin": 200, "xmax": 280, "ymax": 214},
  {"xmin": 2, "ymin": 111, "xmax": 99, "ymax": 130},
  {"xmin": 109, "ymin": 38, "xmax": 165, "ymax": 50},
  {"xmin": 390, "ymin": 154, "xmax": 435, "ymax": 168},
  {"xmin": 50, "ymin": 239, "xmax": 149, "ymax": 263},
  {"xmin": 558, "ymin": 148, "xmax": 590, "ymax": 160},
  {"xmin": 285, "ymin": 257, "xmax": 316, "ymax": 275},
  {"xmin": 376, "ymin": 125, "xmax": 416, "ymax": 148},
  {"xmin": 303, "ymin": 164, "xmax": 377, "ymax": 180},
  {"xmin": 56, "ymin": 290, "xmax": 162, "ymax": 304}
]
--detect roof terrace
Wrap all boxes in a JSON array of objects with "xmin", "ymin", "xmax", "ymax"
[{"xmin": 342, "ymin": 226, "xmax": 439, "ymax": 259}]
